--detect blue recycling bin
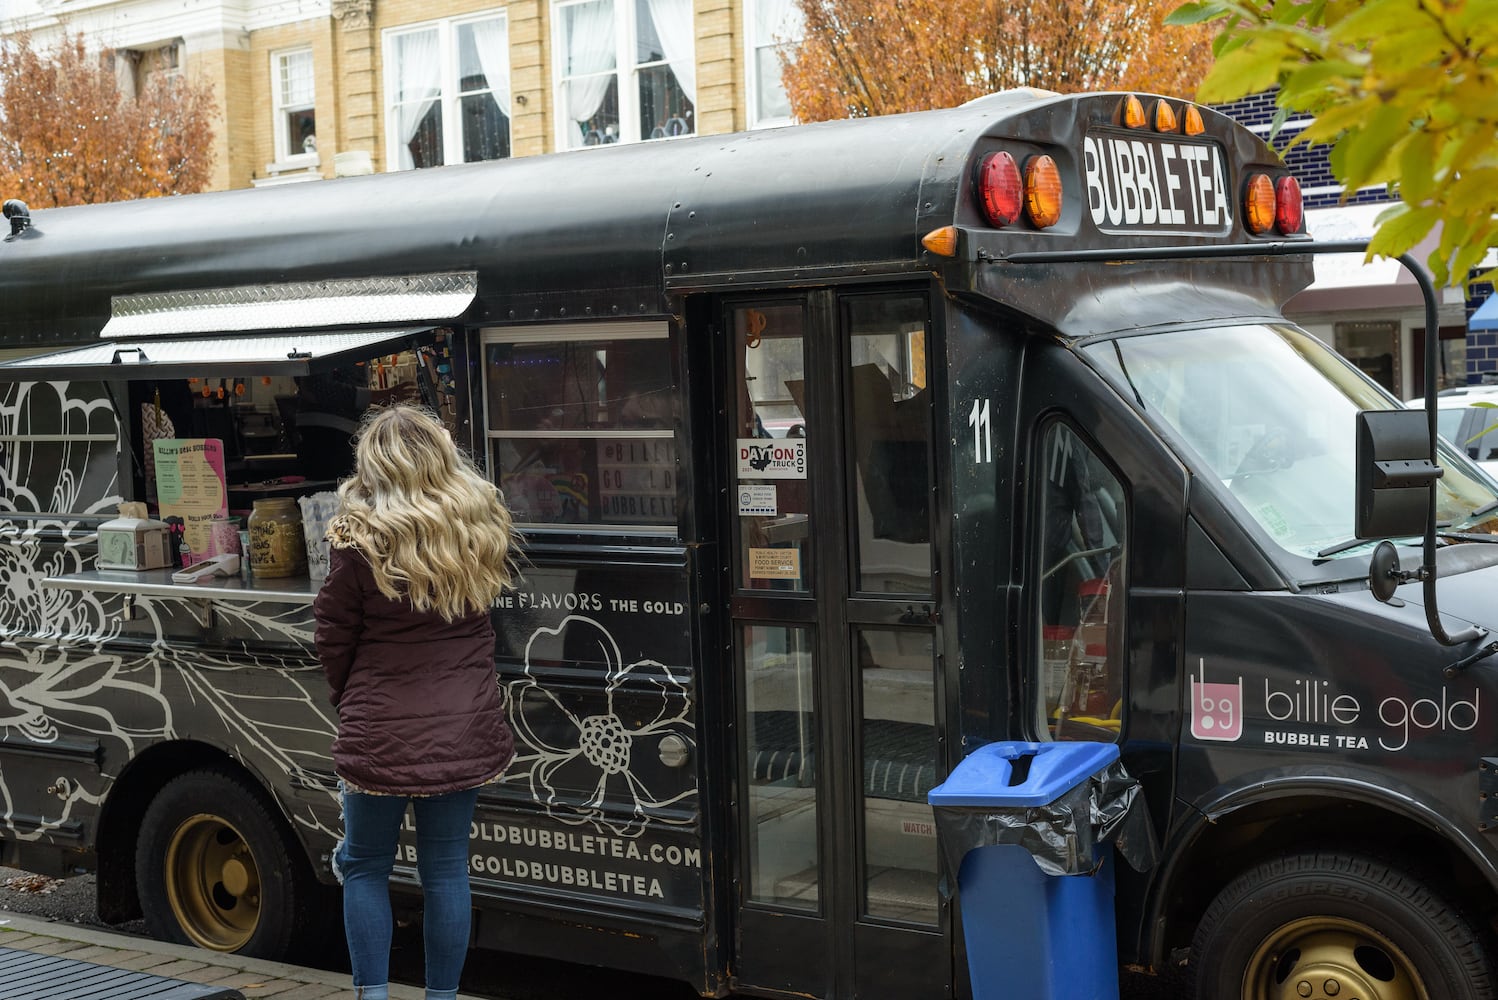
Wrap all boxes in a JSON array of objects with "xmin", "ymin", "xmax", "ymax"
[{"xmin": 928, "ymin": 741, "xmax": 1121, "ymax": 1000}]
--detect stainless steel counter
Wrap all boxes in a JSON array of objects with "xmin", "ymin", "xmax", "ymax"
[{"xmin": 44, "ymin": 568, "xmax": 320, "ymax": 616}]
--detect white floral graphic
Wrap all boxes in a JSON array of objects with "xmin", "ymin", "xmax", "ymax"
[{"xmin": 503, "ymin": 614, "xmax": 696, "ymax": 838}]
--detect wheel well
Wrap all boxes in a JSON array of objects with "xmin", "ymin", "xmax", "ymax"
[
  {"xmin": 95, "ymin": 741, "xmax": 254, "ymax": 923},
  {"xmin": 1155, "ymin": 795, "xmax": 1498, "ymax": 964}
]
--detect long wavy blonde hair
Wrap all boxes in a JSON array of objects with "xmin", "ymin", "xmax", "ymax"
[{"xmin": 331, "ymin": 405, "xmax": 515, "ymax": 620}]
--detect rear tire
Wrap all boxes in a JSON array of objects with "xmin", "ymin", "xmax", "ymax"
[
  {"xmin": 1190, "ymin": 850, "xmax": 1496, "ymax": 1000},
  {"xmin": 135, "ymin": 768, "xmax": 319, "ymax": 961}
]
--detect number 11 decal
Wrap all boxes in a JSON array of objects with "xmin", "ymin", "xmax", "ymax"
[{"xmin": 969, "ymin": 398, "xmax": 992, "ymax": 464}]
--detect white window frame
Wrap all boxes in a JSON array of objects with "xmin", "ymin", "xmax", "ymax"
[
  {"xmin": 743, "ymin": 0, "xmax": 801, "ymax": 129},
  {"xmin": 270, "ymin": 48, "xmax": 319, "ymax": 171},
  {"xmin": 550, "ymin": 0, "xmax": 695, "ymax": 150},
  {"xmin": 382, "ymin": 10, "xmax": 511, "ymax": 172}
]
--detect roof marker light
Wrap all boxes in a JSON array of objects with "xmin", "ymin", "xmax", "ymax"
[
  {"xmin": 1123, "ymin": 95, "xmax": 1146, "ymax": 129},
  {"xmin": 1024, "ymin": 155, "xmax": 1063, "ymax": 229},
  {"xmin": 1244, "ymin": 173, "xmax": 1276, "ymax": 234},
  {"xmin": 977, "ymin": 151, "xmax": 1023, "ymax": 227},
  {"xmin": 922, "ymin": 226, "xmax": 959, "ymax": 257},
  {"xmin": 1154, "ymin": 101, "xmax": 1179, "ymax": 133},
  {"xmin": 1183, "ymin": 105, "xmax": 1206, "ymax": 136},
  {"xmin": 1275, "ymin": 175, "xmax": 1303, "ymax": 234}
]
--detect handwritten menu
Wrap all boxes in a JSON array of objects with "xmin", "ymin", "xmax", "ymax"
[{"xmin": 153, "ymin": 438, "xmax": 228, "ymax": 560}]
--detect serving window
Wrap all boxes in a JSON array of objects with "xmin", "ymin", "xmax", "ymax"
[{"xmin": 482, "ymin": 324, "xmax": 679, "ymax": 531}]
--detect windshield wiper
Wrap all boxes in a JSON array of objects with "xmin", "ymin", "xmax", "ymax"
[{"xmin": 1316, "ymin": 537, "xmax": 1377, "ymax": 559}]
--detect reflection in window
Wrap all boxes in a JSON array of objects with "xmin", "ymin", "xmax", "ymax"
[
  {"xmin": 848, "ymin": 296, "xmax": 930, "ymax": 594},
  {"xmin": 858, "ymin": 628, "xmax": 938, "ymax": 923},
  {"xmin": 483, "ymin": 326, "xmax": 677, "ymax": 527},
  {"xmin": 1036, "ymin": 423, "xmax": 1126, "ymax": 743},
  {"xmin": 386, "ymin": 13, "xmax": 510, "ymax": 170},
  {"xmin": 743, "ymin": 624, "xmax": 819, "ymax": 910}
]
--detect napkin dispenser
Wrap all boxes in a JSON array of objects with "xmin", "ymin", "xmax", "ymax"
[{"xmin": 96, "ymin": 517, "xmax": 174, "ymax": 571}]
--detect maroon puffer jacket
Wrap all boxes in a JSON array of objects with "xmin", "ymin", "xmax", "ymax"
[{"xmin": 313, "ymin": 544, "xmax": 513, "ymax": 795}]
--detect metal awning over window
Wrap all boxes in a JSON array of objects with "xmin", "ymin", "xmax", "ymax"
[{"xmin": 0, "ymin": 327, "xmax": 435, "ymax": 381}]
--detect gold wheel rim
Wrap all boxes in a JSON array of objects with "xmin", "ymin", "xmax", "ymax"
[
  {"xmin": 163, "ymin": 813, "xmax": 262, "ymax": 951},
  {"xmin": 1244, "ymin": 915, "xmax": 1428, "ymax": 1000}
]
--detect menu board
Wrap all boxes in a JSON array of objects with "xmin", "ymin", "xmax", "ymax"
[{"xmin": 153, "ymin": 438, "xmax": 228, "ymax": 560}]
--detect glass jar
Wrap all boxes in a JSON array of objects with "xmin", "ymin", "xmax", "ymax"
[{"xmin": 247, "ymin": 498, "xmax": 307, "ymax": 578}]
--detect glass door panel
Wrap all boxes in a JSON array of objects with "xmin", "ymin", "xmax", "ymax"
[
  {"xmin": 735, "ymin": 305, "xmax": 810, "ymax": 592},
  {"xmin": 857, "ymin": 628, "xmax": 938, "ymax": 924},
  {"xmin": 743, "ymin": 623, "xmax": 820, "ymax": 910}
]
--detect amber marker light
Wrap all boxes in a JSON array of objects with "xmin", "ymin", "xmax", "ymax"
[
  {"xmin": 1154, "ymin": 101, "xmax": 1179, "ymax": 133},
  {"xmin": 1275, "ymin": 175, "xmax": 1304, "ymax": 234},
  {"xmin": 1244, "ymin": 173, "xmax": 1276, "ymax": 234},
  {"xmin": 977, "ymin": 151, "xmax": 1024, "ymax": 227},
  {"xmin": 1183, "ymin": 105, "xmax": 1206, "ymax": 136},
  {"xmin": 921, "ymin": 226, "xmax": 959, "ymax": 257},
  {"xmin": 1123, "ymin": 95, "xmax": 1147, "ymax": 129},
  {"xmin": 1024, "ymin": 155, "xmax": 1063, "ymax": 229}
]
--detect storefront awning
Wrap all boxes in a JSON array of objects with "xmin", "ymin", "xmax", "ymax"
[
  {"xmin": 1470, "ymin": 293, "xmax": 1498, "ymax": 332},
  {"xmin": 1284, "ymin": 203, "xmax": 1437, "ymax": 313},
  {"xmin": 0, "ymin": 327, "xmax": 435, "ymax": 381}
]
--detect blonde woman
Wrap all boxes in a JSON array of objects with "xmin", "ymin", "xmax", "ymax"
[{"xmin": 313, "ymin": 404, "xmax": 516, "ymax": 1000}]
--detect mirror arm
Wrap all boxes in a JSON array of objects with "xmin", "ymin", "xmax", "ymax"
[{"xmin": 1401, "ymin": 252, "xmax": 1487, "ymax": 647}]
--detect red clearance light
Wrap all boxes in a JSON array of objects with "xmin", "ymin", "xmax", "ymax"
[
  {"xmin": 978, "ymin": 151, "xmax": 1023, "ymax": 227},
  {"xmin": 1244, "ymin": 173, "xmax": 1276, "ymax": 234},
  {"xmin": 1274, "ymin": 175, "xmax": 1303, "ymax": 234},
  {"xmin": 1024, "ymin": 155, "xmax": 1063, "ymax": 229},
  {"xmin": 1122, "ymin": 95, "xmax": 1146, "ymax": 129}
]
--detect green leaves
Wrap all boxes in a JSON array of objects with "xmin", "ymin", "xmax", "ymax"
[{"xmin": 1176, "ymin": 0, "xmax": 1498, "ymax": 288}]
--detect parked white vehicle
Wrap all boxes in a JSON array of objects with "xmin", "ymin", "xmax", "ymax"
[{"xmin": 1408, "ymin": 384, "xmax": 1498, "ymax": 478}]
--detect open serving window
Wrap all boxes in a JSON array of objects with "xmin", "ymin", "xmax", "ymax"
[{"xmin": 0, "ymin": 273, "xmax": 476, "ymax": 609}]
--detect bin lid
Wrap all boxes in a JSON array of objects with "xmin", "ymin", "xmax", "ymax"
[{"xmin": 927, "ymin": 741, "xmax": 1120, "ymax": 807}]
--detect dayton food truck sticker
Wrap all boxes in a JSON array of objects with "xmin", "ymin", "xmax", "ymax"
[
  {"xmin": 1189, "ymin": 659, "xmax": 1480, "ymax": 752},
  {"xmin": 737, "ymin": 438, "xmax": 806, "ymax": 479}
]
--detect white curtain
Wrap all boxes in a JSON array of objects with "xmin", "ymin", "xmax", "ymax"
[
  {"xmin": 753, "ymin": 0, "xmax": 799, "ymax": 46},
  {"xmin": 469, "ymin": 17, "xmax": 512, "ymax": 116},
  {"xmin": 394, "ymin": 29, "xmax": 442, "ymax": 169},
  {"xmin": 563, "ymin": 0, "xmax": 616, "ymax": 133},
  {"xmin": 281, "ymin": 50, "xmax": 315, "ymax": 107},
  {"xmin": 644, "ymin": 0, "xmax": 695, "ymax": 106}
]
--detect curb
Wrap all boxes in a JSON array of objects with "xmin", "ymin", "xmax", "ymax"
[{"xmin": 0, "ymin": 913, "xmax": 488, "ymax": 999}]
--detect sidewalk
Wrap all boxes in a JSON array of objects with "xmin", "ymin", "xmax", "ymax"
[{"xmin": 0, "ymin": 913, "xmax": 488, "ymax": 999}]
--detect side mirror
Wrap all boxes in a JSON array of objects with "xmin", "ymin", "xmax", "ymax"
[{"xmin": 1354, "ymin": 409, "xmax": 1442, "ymax": 540}]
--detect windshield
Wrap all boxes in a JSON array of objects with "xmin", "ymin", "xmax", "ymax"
[{"xmin": 1086, "ymin": 324, "xmax": 1498, "ymax": 564}]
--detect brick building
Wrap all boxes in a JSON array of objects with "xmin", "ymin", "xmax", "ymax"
[
  {"xmin": 1216, "ymin": 90, "xmax": 1495, "ymax": 397},
  {"xmin": 0, "ymin": 0, "xmax": 801, "ymax": 190}
]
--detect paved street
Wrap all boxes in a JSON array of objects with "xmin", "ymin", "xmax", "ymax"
[{"xmin": 0, "ymin": 867, "xmax": 1177, "ymax": 998}]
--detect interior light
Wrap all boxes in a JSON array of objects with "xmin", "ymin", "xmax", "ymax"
[
  {"xmin": 921, "ymin": 226, "xmax": 959, "ymax": 257},
  {"xmin": 1183, "ymin": 105, "xmax": 1206, "ymax": 136},
  {"xmin": 1154, "ymin": 101, "xmax": 1179, "ymax": 133},
  {"xmin": 977, "ymin": 151, "xmax": 1024, "ymax": 227},
  {"xmin": 1274, "ymin": 175, "xmax": 1304, "ymax": 234},
  {"xmin": 1122, "ymin": 95, "xmax": 1146, "ymax": 129},
  {"xmin": 1244, "ymin": 173, "xmax": 1276, "ymax": 234},
  {"xmin": 1024, "ymin": 155, "xmax": 1063, "ymax": 229}
]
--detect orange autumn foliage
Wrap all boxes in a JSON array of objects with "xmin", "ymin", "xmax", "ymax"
[
  {"xmin": 0, "ymin": 31, "xmax": 216, "ymax": 207},
  {"xmin": 781, "ymin": 0, "xmax": 1214, "ymax": 122}
]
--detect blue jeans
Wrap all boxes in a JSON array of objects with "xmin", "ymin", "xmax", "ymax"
[{"xmin": 335, "ymin": 786, "xmax": 480, "ymax": 1000}]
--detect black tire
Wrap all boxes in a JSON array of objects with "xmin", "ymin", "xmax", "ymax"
[
  {"xmin": 1190, "ymin": 850, "xmax": 1496, "ymax": 1000},
  {"xmin": 135, "ymin": 768, "xmax": 319, "ymax": 960}
]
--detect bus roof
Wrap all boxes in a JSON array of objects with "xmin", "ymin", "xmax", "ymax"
[{"xmin": 0, "ymin": 90, "xmax": 1310, "ymax": 349}]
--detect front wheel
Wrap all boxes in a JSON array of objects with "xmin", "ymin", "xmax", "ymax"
[
  {"xmin": 135, "ymin": 768, "xmax": 319, "ymax": 960},
  {"xmin": 1191, "ymin": 851, "xmax": 1496, "ymax": 1000}
]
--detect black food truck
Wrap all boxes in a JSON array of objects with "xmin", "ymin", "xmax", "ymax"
[{"xmin": 1, "ymin": 89, "xmax": 1496, "ymax": 1000}]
